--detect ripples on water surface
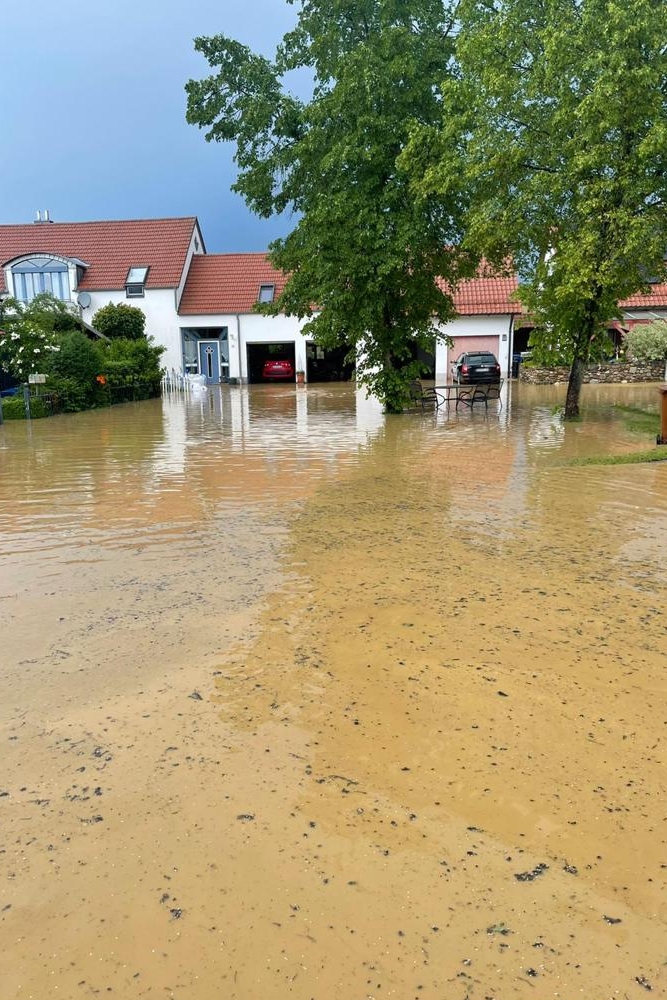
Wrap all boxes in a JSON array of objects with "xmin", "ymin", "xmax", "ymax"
[
  {"xmin": 1, "ymin": 381, "xmax": 664, "ymax": 552},
  {"xmin": 0, "ymin": 380, "xmax": 666, "ymax": 1000}
]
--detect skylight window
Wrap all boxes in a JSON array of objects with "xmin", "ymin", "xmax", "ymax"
[
  {"xmin": 126, "ymin": 266, "xmax": 149, "ymax": 297},
  {"xmin": 258, "ymin": 284, "xmax": 275, "ymax": 304}
]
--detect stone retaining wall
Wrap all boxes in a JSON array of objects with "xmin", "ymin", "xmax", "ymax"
[{"xmin": 519, "ymin": 360, "xmax": 665, "ymax": 385}]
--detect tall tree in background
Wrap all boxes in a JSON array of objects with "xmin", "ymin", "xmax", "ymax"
[
  {"xmin": 186, "ymin": 1, "xmax": 473, "ymax": 412},
  {"xmin": 407, "ymin": 0, "xmax": 667, "ymax": 418}
]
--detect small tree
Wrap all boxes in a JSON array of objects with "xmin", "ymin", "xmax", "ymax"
[
  {"xmin": 92, "ymin": 302, "xmax": 146, "ymax": 340},
  {"xmin": 625, "ymin": 322, "xmax": 667, "ymax": 375}
]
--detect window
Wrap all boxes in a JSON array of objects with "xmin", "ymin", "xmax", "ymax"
[
  {"xmin": 258, "ymin": 284, "xmax": 275, "ymax": 304},
  {"xmin": 126, "ymin": 266, "xmax": 149, "ymax": 297},
  {"xmin": 11, "ymin": 256, "xmax": 71, "ymax": 303}
]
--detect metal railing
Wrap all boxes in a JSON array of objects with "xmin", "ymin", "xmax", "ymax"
[{"xmin": 161, "ymin": 371, "xmax": 208, "ymax": 394}]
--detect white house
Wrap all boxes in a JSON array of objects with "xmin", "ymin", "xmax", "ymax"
[
  {"xmin": 435, "ymin": 270, "xmax": 521, "ymax": 382},
  {"xmin": 2, "ymin": 213, "xmax": 666, "ymax": 385},
  {"xmin": 177, "ymin": 253, "xmax": 315, "ymax": 383},
  {"xmin": 0, "ymin": 215, "xmax": 205, "ymax": 372}
]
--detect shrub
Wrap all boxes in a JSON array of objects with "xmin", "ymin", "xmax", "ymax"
[
  {"xmin": 92, "ymin": 303, "xmax": 146, "ymax": 340},
  {"xmin": 101, "ymin": 336, "xmax": 165, "ymax": 389},
  {"xmin": 0, "ymin": 301, "xmax": 64, "ymax": 382},
  {"xmin": 48, "ymin": 330, "xmax": 103, "ymax": 382},
  {"xmin": 40, "ymin": 332, "xmax": 105, "ymax": 410},
  {"xmin": 1, "ymin": 394, "xmax": 49, "ymax": 419},
  {"xmin": 625, "ymin": 321, "xmax": 667, "ymax": 363},
  {"xmin": 48, "ymin": 330, "xmax": 104, "ymax": 413},
  {"xmin": 46, "ymin": 375, "xmax": 106, "ymax": 413}
]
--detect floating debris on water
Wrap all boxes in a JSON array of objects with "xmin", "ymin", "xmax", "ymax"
[{"xmin": 515, "ymin": 863, "xmax": 549, "ymax": 882}]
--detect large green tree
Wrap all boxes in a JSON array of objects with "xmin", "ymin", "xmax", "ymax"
[
  {"xmin": 408, "ymin": 0, "xmax": 667, "ymax": 418},
  {"xmin": 186, "ymin": 0, "xmax": 474, "ymax": 412}
]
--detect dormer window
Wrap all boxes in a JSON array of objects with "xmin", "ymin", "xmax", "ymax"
[
  {"xmin": 258, "ymin": 283, "xmax": 275, "ymax": 304},
  {"xmin": 126, "ymin": 266, "xmax": 149, "ymax": 297},
  {"xmin": 11, "ymin": 255, "xmax": 71, "ymax": 303}
]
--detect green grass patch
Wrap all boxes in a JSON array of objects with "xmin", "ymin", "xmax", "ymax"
[
  {"xmin": 612, "ymin": 404, "xmax": 660, "ymax": 435},
  {"xmin": 567, "ymin": 447, "xmax": 667, "ymax": 466}
]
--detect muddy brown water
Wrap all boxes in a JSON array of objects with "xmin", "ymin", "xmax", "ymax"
[{"xmin": 0, "ymin": 381, "xmax": 665, "ymax": 1000}]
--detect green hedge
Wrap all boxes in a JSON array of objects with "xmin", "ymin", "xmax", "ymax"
[{"xmin": 1, "ymin": 395, "xmax": 49, "ymax": 419}]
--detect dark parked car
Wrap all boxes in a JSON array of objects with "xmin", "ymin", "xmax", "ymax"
[
  {"xmin": 262, "ymin": 359, "xmax": 295, "ymax": 381},
  {"xmin": 451, "ymin": 351, "xmax": 501, "ymax": 384}
]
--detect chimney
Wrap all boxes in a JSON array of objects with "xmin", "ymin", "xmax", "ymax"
[{"xmin": 34, "ymin": 209, "xmax": 53, "ymax": 224}]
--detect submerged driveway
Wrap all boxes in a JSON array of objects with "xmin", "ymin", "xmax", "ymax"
[{"xmin": 0, "ymin": 381, "xmax": 665, "ymax": 999}]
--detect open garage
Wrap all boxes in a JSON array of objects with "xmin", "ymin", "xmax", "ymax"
[
  {"xmin": 246, "ymin": 342, "xmax": 296, "ymax": 383},
  {"xmin": 305, "ymin": 342, "xmax": 355, "ymax": 382}
]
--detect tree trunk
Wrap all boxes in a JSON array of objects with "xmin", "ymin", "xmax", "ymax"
[
  {"xmin": 383, "ymin": 344, "xmax": 404, "ymax": 414},
  {"xmin": 564, "ymin": 301, "xmax": 600, "ymax": 420},
  {"xmin": 564, "ymin": 354, "xmax": 586, "ymax": 419}
]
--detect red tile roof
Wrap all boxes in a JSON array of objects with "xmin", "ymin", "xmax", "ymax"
[
  {"xmin": 181, "ymin": 255, "xmax": 522, "ymax": 317},
  {"xmin": 452, "ymin": 272, "xmax": 667, "ymax": 314},
  {"xmin": 452, "ymin": 272, "xmax": 521, "ymax": 315},
  {"xmin": 620, "ymin": 285, "xmax": 667, "ymax": 309},
  {"xmin": 178, "ymin": 253, "xmax": 288, "ymax": 315},
  {"xmin": 0, "ymin": 217, "xmax": 198, "ymax": 292}
]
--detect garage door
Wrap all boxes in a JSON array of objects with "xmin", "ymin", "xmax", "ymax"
[{"xmin": 447, "ymin": 335, "xmax": 501, "ymax": 373}]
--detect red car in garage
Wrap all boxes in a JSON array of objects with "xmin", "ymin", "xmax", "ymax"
[{"xmin": 262, "ymin": 359, "xmax": 295, "ymax": 380}]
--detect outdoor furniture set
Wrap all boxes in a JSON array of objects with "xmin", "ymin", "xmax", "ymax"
[{"xmin": 409, "ymin": 379, "xmax": 504, "ymax": 411}]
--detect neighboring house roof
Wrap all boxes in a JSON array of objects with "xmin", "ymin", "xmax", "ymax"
[
  {"xmin": 0, "ymin": 217, "xmax": 199, "ymax": 293},
  {"xmin": 620, "ymin": 284, "xmax": 667, "ymax": 309},
  {"xmin": 452, "ymin": 271, "xmax": 521, "ymax": 315},
  {"xmin": 453, "ymin": 272, "xmax": 667, "ymax": 315},
  {"xmin": 178, "ymin": 253, "xmax": 288, "ymax": 315}
]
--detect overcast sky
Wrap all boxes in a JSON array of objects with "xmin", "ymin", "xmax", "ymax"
[{"xmin": 1, "ymin": 0, "xmax": 299, "ymax": 252}]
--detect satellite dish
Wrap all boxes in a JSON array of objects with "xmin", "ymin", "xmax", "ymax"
[{"xmin": 77, "ymin": 292, "xmax": 91, "ymax": 309}]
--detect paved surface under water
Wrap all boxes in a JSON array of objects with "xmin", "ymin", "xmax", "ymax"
[{"xmin": 0, "ymin": 381, "xmax": 665, "ymax": 999}]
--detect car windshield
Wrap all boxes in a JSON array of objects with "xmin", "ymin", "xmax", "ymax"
[{"xmin": 465, "ymin": 354, "xmax": 496, "ymax": 364}]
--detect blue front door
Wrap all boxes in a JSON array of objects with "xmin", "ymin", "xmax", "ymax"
[{"xmin": 198, "ymin": 341, "xmax": 221, "ymax": 384}]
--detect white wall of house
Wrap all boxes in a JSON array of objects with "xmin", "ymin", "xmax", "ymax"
[
  {"xmin": 177, "ymin": 312, "xmax": 240, "ymax": 378},
  {"xmin": 79, "ymin": 289, "xmax": 185, "ymax": 370},
  {"xmin": 176, "ymin": 311, "xmax": 307, "ymax": 381},
  {"xmin": 434, "ymin": 314, "xmax": 514, "ymax": 381},
  {"xmin": 239, "ymin": 313, "xmax": 310, "ymax": 380}
]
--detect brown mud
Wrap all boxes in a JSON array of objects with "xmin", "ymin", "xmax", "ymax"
[{"xmin": 0, "ymin": 383, "xmax": 665, "ymax": 999}]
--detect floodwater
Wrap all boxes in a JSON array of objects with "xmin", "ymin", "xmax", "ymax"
[{"xmin": 0, "ymin": 381, "xmax": 665, "ymax": 1000}]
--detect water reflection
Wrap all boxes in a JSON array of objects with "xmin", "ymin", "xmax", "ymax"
[{"xmin": 0, "ymin": 379, "xmax": 665, "ymax": 562}]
